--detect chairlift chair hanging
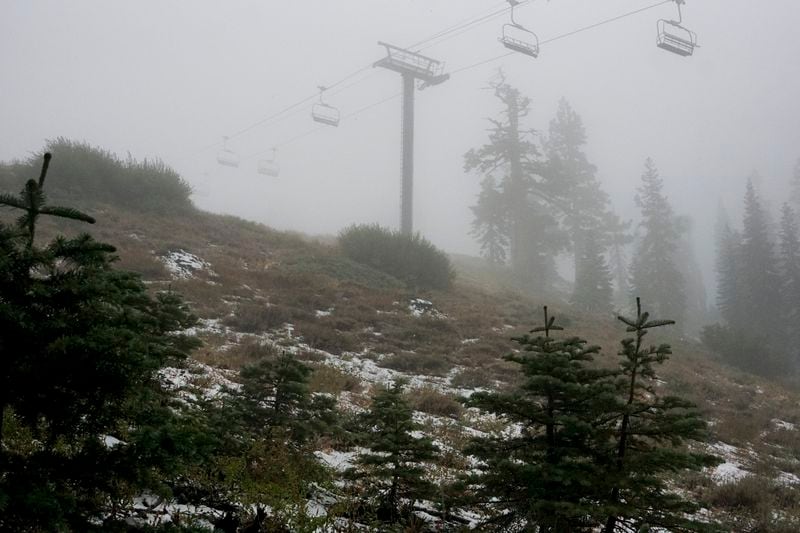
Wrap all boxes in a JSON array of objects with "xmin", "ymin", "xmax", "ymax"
[
  {"xmin": 216, "ymin": 136, "xmax": 240, "ymax": 168},
  {"xmin": 311, "ymin": 86, "xmax": 340, "ymax": 127},
  {"xmin": 657, "ymin": 0, "xmax": 697, "ymax": 57},
  {"xmin": 258, "ymin": 149, "xmax": 280, "ymax": 177},
  {"xmin": 499, "ymin": 0, "xmax": 539, "ymax": 58}
]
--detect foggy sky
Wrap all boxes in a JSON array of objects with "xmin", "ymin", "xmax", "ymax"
[{"xmin": 3, "ymin": 0, "xmax": 800, "ymax": 294}]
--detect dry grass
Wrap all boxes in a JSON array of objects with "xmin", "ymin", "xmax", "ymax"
[
  {"xmin": 407, "ymin": 387, "xmax": 463, "ymax": 419},
  {"xmin": 308, "ymin": 366, "xmax": 363, "ymax": 395}
]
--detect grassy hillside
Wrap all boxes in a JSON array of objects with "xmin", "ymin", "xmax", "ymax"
[{"xmin": 4, "ymin": 145, "xmax": 800, "ymax": 529}]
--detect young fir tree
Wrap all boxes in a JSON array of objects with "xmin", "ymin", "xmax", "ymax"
[
  {"xmin": 778, "ymin": 204, "xmax": 800, "ymax": 364},
  {"xmin": 235, "ymin": 351, "xmax": 337, "ymax": 444},
  {"xmin": 463, "ymin": 307, "xmax": 616, "ymax": 532},
  {"xmin": 347, "ymin": 380, "xmax": 438, "ymax": 525},
  {"xmin": 601, "ymin": 298, "xmax": 718, "ymax": 533},
  {"xmin": 629, "ymin": 158, "xmax": 686, "ymax": 329},
  {"xmin": 464, "ymin": 73, "xmax": 565, "ymax": 288},
  {"xmin": 572, "ymin": 228, "xmax": 614, "ymax": 314},
  {"xmin": 0, "ymin": 154, "xmax": 200, "ymax": 531}
]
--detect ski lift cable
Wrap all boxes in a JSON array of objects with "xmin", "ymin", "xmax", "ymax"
[
  {"xmin": 409, "ymin": 1, "xmax": 531, "ymax": 52},
  {"xmin": 405, "ymin": 1, "xmax": 511, "ymax": 50},
  {"xmin": 193, "ymin": 4, "xmax": 530, "ymax": 156},
  {"xmin": 449, "ymin": 0, "xmax": 672, "ymax": 76},
  {"xmin": 244, "ymin": 1, "xmax": 674, "ymax": 159},
  {"xmin": 242, "ymin": 92, "xmax": 402, "ymax": 160}
]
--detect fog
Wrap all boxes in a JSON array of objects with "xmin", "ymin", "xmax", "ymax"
[{"xmin": 3, "ymin": 0, "xmax": 800, "ymax": 296}]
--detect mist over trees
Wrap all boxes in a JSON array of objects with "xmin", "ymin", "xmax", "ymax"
[
  {"xmin": 465, "ymin": 77, "xmax": 623, "ymax": 309},
  {"xmin": 705, "ymin": 177, "xmax": 800, "ymax": 377}
]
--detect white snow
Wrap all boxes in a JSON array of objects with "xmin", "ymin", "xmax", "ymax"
[
  {"xmin": 160, "ymin": 249, "xmax": 216, "ymax": 280},
  {"xmin": 408, "ymin": 298, "xmax": 447, "ymax": 319},
  {"xmin": 772, "ymin": 418, "xmax": 796, "ymax": 431},
  {"xmin": 708, "ymin": 442, "xmax": 750, "ymax": 483}
]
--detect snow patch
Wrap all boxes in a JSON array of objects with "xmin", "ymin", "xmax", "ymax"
[
  {"xmin": 160, "ymin": 249, "xmax": 216, "ymax": 280},
  {"xmin": 408, "ymin": 298, "xmax": 447, "ymax": 319}
]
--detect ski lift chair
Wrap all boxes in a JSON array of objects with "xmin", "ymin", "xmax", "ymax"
[
  {"xmin": 258, "ymin": 149, "xmax": 280, "ymax": 177},
  {"xmin": 657, "ymin": 19, "xmax": 697, "ymax": 56},
  {"xmin": 216, "ymin": 136, "xmax": 240, "ymax": 167},
  {"xmin": 216, "ymin": 148, "xmax": 239, "ymax": 168},
  {"xmin": 311, "ymin": 86, "xmax": 340, "ymax": 126},
  {"xmin": 656, "ymin": 0, "xmax": 697, "ymax": 57},
  {"xmin": 499, "ymin": 0, "xmax": 539, "ymax": 58}
]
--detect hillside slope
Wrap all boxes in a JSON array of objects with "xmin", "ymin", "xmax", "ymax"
[{"xmin": 3, "ymin": 145, "xmax": 800, "ymax": 530}]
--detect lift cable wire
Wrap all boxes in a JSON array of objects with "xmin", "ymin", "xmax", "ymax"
[
  {"xmin": 242, "ymin": 92, "xmax": 403, "ymax": 160},
  {"xmin": 193, "ymin": 3, "xmax": 530, "ymax": 157},
  {"xmin": 254, "ymin": 0, "xmax": 673, "ymax": 156},
  {"xmin": 409, "ymin": 1, "xmax": 531, "ymax": 52},
  {"xmin": 450, "ymin": 0, "xmax": 672, "ymax": 76}
]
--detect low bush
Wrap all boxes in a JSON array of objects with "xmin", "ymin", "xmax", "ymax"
[
  {"xmin": 407, "ymin": 387, "xmax": 463, "ymax": 418},
  {"xmin": 295, "ymin": 321, "xmax": 357, "ymax": 355},
  {"xmin": 309, "ymin": 366, "xmax": 363, "ymax": 395},
  {"xmin": 1, "ymin": 138, "xmax": 194, "ymax": 214},
  {"xmin": 378, "ymin": 352, "xmax": 452, "ymax": 376},
  {"xmin": 224, "ymin": 302, "xmax": 292, "ymax": 333},
  {"xmin": 450, "ymin": 368, "xmax": 494, "ymax": 389},
  {"xmin": 338, "ymin": 224, "xmax": 454, "ymax": 290}
]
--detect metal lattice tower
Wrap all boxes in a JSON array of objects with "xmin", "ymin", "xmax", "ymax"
[{"xmin": 374, "ymin": 42, "xmax": 449, "ymax": 235}]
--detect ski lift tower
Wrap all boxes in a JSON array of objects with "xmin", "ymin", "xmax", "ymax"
[{"xmin": 374, "ymin": 42, "xmax": 449, "ymax": 235}]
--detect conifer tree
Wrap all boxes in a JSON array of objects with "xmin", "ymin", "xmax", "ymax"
[
  {"xmin": 601, "ymin": 298, "xmax": 718, "ymax": 533},
  {"xmin": 347, "ymin": 380, "xmax": 438, "ymax": 525},
  {"xmin": 629, "ymin": 158, "xmax": 686, "ymax": 329},
  {"xmin": 572, "ymin": 228, "xmax": 613, "ymax": 314},
  {"xmin": 714, "ymin": 205, "xmax": 744, "ymax": 327},
  {"xmin": 790, "ymin": 158, "xmax": 800, "ymax": 212},
  {"xmin": 543, "ymin": 99, "xmax": 623, "ymax": 279},
  {"xmin": 0, "ymin": 154, "xmax": 200, "ymax": 531},
  {"xmin": 470, "ymin": 176, "xmax": 509, "ymax": 265},
  {"xmin": 463, "ymin": 307, "xmax": 615, "ymax": 531},
  {"xmin": 465, "ymin": 74, "xmax": 565, "ymax": 288},
  {"xmin": 236, "ymin": 352, "xmax": 337, "ymax": 444},
  {"xmin": 738, "ymin": 180, "xmax": 783, "ymax": 337},
  {"xmin": 778, "ymin": 204, "xmax": 800, "ymax": 364}
]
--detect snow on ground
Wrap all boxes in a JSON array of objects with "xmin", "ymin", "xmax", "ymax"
[
  {"xmin": 160, "ymin": 249, "xmax": 216, "ymax": 280},
  {"xmin": 708, "ymin": 442, "xmax": 750, "ymax": 483},
  {"xmin": 773, "ymin": 418, "xmax": 797, "ymax": 431},
  {"xmin": 314, "ymin": 449, "xmax": 361, "ymax": 472},
  {"xmin": 159, "ymin": 360, "xmax": 240, "ymax": 400},
  {"xmin": 408, "ymin": 298, "xmax": 447, "ymax": 319}
]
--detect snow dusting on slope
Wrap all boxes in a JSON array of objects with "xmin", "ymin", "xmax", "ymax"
[{"xmin": 160, "ymin": 249, "xmax": 216, "ymax": 280}]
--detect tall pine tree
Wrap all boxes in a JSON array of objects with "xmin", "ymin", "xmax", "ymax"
[
  {"xmin": 465, "ymin": 74, "xmax": 565, "ymax": 289},
  {"xmin": 572, "ymin": 228, "xmax": 613, "ymax": 314},
  {"xmin": 778, "ymin": 204, "xmax": 800, "ymax": 365},
  {"xmin": 543, "ymin": 99, "xmax": 623, "ymax": 282},
  {"xmin": 738, "ymin": 180, "xmax": 783, "ymax": 337},
  {"xmin": 629, "ymin": 158, "xmax": 686, "ymax": 329}
]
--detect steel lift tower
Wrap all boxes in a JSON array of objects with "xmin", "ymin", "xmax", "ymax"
[{"xmin": 374, "ymin": 42, "xmax": 449, "ymax": 235}]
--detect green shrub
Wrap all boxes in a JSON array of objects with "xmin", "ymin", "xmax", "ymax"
[
  {"xmin": 378, "ymin": 352, "xmax": 453, "ymax": 376},
  {"xmin": 338, "ymin": 224, "xmax": 454, "ymax": 290},
  {"xmin": 0, "ymin": 138, "xmax": 194, "ymax": 214}
]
